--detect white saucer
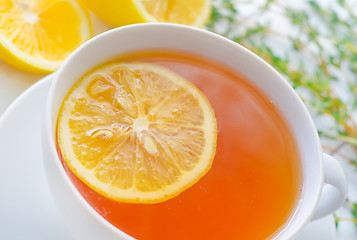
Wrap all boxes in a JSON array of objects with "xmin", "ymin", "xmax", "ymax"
[{"xmin": 0, "ymin": 75, "xmax": 335, "ymax": 240}]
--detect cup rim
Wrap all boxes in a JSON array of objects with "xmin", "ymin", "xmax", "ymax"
[{"xmin": 44, "ymin": 22, "xmax": 324, "ymax": 240}]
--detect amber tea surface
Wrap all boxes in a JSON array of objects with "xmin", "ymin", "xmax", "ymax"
[{"xmin": 58, "ymin": 50, "xmax": 302, "ymax": 240}]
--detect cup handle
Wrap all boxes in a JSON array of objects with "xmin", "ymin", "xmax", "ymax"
[{"xmin": 311, "ymin": 153, "xmax": 348, "ymax": 220}]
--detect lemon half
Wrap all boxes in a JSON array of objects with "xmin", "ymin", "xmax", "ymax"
[
  {"xmin": 0, "ymin": 0, "xmax": 92, "ymax": 73},
  {"xmin": 81, "ymin": 0, "xmax": 211, "ymax": 28}
]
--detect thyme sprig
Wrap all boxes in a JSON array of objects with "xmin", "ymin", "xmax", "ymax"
[{"xmin": 205, "ymin": 0, "xmax": 357, "ymax": 229}]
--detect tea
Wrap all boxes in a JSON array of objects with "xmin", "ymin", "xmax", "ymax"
[{"xmin": 58, "ymin": 50, "xmax": 302, "ymax": 239}]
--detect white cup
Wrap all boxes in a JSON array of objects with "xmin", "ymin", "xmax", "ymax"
[{"xmin": 42, "ymin": 23, "xmax": 348, "ymax": 240}]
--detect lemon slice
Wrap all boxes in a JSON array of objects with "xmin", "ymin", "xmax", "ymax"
[
  {"xmin": 0, "ymin": 0, "xmax": 92, "ymax": 73},
  {"xmin": 81, "ymin": 0, "xmax": 211, "ymax": 28},
  {"xmin": 57, "ymin": 62, "xmax": 217, "ymax": 203}
]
